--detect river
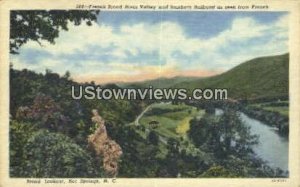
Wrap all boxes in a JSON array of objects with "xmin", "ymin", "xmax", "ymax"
[{"xmin": 215, "ymin": 109, "xmax": 288, "ymax": 171}]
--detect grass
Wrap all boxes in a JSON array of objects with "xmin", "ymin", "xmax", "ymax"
[
  {"xmin": 140, "ymin": 102, "xmax": 204, "ymax": 140},
  {"xmin": 135, "ymin": 102, "xmax": 212, "ymax": 161},
  {"xmin": 140, "ymin": 115, "xmax": 179, "ymax": 139},
  {"xmin": 176, "ymin": 117, "xmax": 193, "ymax": 134},
  {"xmin": 249, "ymin": 100, "xmax": 289, "ymax": 117},
  {"xmin": 262, "ymin": 106, "xmax": 289, "ymax": 116}
]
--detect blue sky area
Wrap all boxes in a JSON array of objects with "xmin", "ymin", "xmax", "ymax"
[
  {"xmin": 99, "ymin": 11, "xmax": 285, "ymax": 38},
  {"xmin": 11, "ymin": 11, "xmax": 289, "ymax": 83}
]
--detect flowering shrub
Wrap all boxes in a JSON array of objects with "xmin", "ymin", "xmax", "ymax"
[{"xmin": 16, "ymin": 94, "xmax": 70, "ymax": 132}]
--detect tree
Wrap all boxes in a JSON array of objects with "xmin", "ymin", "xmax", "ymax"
[
  {"xmin": 63, "ymin": 70, "xmax": 71, "ymax": 80},
  {"xmin": 10, "ymin": 10, "xmax": 100, "ymax": 54},
  {"xmin": 188, "ymin": 115, "xmax": 216, "ymax": 147},
  {"xmin": 200, "ymin": 165, "xmax": 237, "ymax": 177},
  {"xmin": 167, "ymin": 138, "xmax": 180, "ymax": 153},
  {"xmin": 188, "ymin": 108, "xmax": 258, "ymax": 159},
  {"xmin": 218, "ymin": 109, "xmax": 258, "ymax": 157},
  {"xmin": 147, "ymin": 131, "xmax": 159, "ymax": 145},
  {"xmin": 19, "ymin": 130, "xmax": 100, "ymax": 177},
  {"xmin": 10, "ymin": 120, "xmax": 38, "ymax": 176},
  {"xmin": 16, "ymin": 93, "xmax": 70, "ymax": 132}
]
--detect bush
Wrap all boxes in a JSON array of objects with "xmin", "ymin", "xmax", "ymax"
[
  {"xmin": 10, "ymin": 120, "xmax": 37, "ymax": 176},
  {"xmin": 19, "ymin": 130, "xmax": 100, "ymax": 177},
  {"xmin": 200, "ymin": 165, "xmax": 237, "ymax": 177},
  {"xmin": 147, "ymin": 131, "xmax": 159, "ymax": 145}
]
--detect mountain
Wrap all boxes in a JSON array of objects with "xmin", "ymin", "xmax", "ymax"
[
  {"xmin": 117, "ymin": 53, "xmax": 288, "ymax": 100},
  {"xmin": 173, "ymin": 53, "xmax": 289, "ymax": 100},
  {"xmin": 118, "ymin": 76, "xmax": 200, "ymax": 89}
]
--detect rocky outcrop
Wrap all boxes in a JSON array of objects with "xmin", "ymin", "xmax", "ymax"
[{"xmin": 88, "ymin": 110, "xmax": 122, "ymax": 177}]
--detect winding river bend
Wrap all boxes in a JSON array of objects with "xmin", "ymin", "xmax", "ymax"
[{"xmin": 215, "ymin": 109, "xmax": 288, "ymax": 171}]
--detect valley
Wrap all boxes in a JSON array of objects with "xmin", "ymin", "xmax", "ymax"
[{"xmin": 10, "ymin": 53, "xmax": 289, "ymax": 178}]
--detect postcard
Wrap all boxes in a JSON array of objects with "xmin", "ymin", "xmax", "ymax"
[{"xmin": 0, "ymin": 0, "xmax": 299, "ymax": 187}]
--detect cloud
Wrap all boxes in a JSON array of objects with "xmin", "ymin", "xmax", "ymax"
[{"xmin": 11, "ymin": 14, "xmax": 288, "ymax": 83}]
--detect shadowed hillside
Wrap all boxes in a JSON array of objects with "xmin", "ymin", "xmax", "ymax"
[{"xmin": 173, "ymin": 53, "xmax": 289, "ymax": 100}]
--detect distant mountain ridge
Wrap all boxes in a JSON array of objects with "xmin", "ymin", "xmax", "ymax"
[
  {"xmin": 173, "ymin": 53, "xmax": 289, "ymax": 100},
  {"xmin": 118, "ymin": 76, "xmax": 200, "ymax": 89},
  {"xmin": 120, "ymin": 53, "xmax": 289, "ymax": 100}
]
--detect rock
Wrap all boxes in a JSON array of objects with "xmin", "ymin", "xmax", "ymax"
[{"xmin": 88, "ymin": 109, "xmax": 122, "ymax": 177}]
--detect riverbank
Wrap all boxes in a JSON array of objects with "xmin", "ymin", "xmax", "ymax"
[
  {"xmin": 185, "ymin": 100, "xmax": 289, "ymax": 136},
  {"xmin": 216, "ymin": 108, "xmax": 288, "ymax": 172},
  {"xmin": 240, "ymin": 105, "xmax": 289, "ymax": 136},
  {"xmin": 238, "ymin": 112, "xmax": 288, "ymax": 172}
]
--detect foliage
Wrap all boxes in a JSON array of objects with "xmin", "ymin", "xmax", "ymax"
[
  {"xmin": 173, "ymin": 54, "xmax": 289, "ymax": 100},
  {"xmin": 216, "ymin": 109, "xmax": 258, "ymax": 158},
  {"xmin": 10, "ymin": 68, "xmax": 143, "ymax": 140},
  {"xmin": 106, "ymin": 124, "xmax": 161, "ymax": 177},
  {"xmin": 10, "ymin": 120, "xmax": 38, "ymax": 176},
  {"xmin": 9, "ymin": 67, "xmax": 144, "ymax": 177},
  {"xmin": 147, "ymin": 131, "xmax": 159, "ymax": 145},
  {"xmin": 188, "ymin": 116, "xmax": 216, "ymax": 147},
  {"xmin": 10, "ymin": 10, "xmax": 99, "ymax": 54},
  {"xmin": 186, "ymin": 107, "xmax": 287, "ymax": 177},
  {"xmin": 188, "ymin": 109, "xmax": 258, "ymax": 159},
  {"xmin": 140, "ymin": 103, "xmax": 201, "ymax": 140},
  {"xmin": 9, "ymin": 66, "xmax": 287, "ymax": 177},
  {"xmin": 9, "ymin": 56, "xmax": 288, "ymax": 178},
  {"xmin": 242, "ymin": 104, "xmax": 289, "ymax": 135},
  {"xmin": 17, "ymin": 130, "xmax": 99, "ymax": 177},
  {"xmin": 9, "ymin": 12, "xmax": 289, "ymax": 178},
  {"xmin": 16, "ymin": 93, "xmax": 70, "ymax": 132},
  {"xmin": 200, "ymin": 165, "xmax": 238, "ymax": 177}
]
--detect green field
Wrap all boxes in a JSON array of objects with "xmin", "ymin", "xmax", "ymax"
[
  {"xmin": 137, "ymin": 102, "xmax": 209, "ymax": 159},
  {"xmin": 250, "ymin": 100, "xmax": 289, "ymax": 117},
  {"xmin": 139, "ymin": 103, "xmax": 204, "ymax": 140},
  {"xmin": 262, "ymin": 106, "xmax": 288, "ymax": 116}
]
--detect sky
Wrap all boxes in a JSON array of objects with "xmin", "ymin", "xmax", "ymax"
[{"xmin": 11, "ymin": 11, "xmax": 289, "ymax": 84}]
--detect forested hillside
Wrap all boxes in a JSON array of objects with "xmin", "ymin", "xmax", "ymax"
[
  {"xmin": 9, "ymin": 68, "xmax": 147, "ymax": 177},
  {"xmin": 174, "ymin": 54, "xmax": 289, "ymax": 100},
  {"xmin": 122, "ymin": 54, "xmax": 288, "ymax": 100},
  {"xmin": 8, "ymin": 10, "xmax": 289, "ymax": 179},
  {"xmin": 10, "ymin": 66, "xmax": 286, "ymax": 177}
]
